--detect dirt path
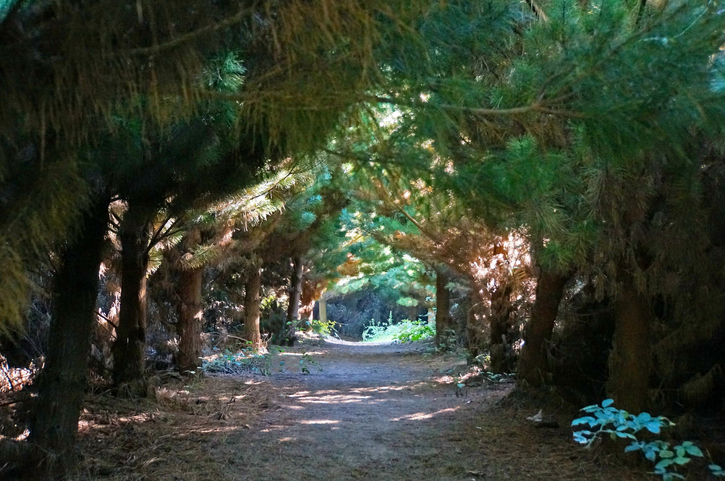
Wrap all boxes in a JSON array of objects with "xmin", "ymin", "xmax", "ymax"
[
  {"xmin": 72, "ymin": 339, "xmax": 646, "ymax": 481},
  {"xmin": 240, "ymin": 339, "xmax": 501, "ymax": 480}
]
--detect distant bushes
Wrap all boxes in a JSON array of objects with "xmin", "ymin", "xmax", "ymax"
[{"xmin": 362, "ymin": 315, "xmax": 434, "ymax": 343}]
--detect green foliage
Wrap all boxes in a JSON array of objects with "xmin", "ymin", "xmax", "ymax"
[
  {"xmin": 572, "ymin": 400, "xmax": 723, "ymax": 480},
  {"xmin": 302, "ymin": 318, "xmax": 339, "ymax": 337},
  {"xmin": 711, "ymin": 464, "xmax": 725, "ymax": 477},
  {"xmin": 330, "ymin": 207, "xmax": 436, "ymax": 309},
  {"xmin": 396, "ymin": 296, "xmax": 419, "ymax": 307},
  {"xmin": 362, "ymin": 313, "xmax": 434, "ymax": 343}
]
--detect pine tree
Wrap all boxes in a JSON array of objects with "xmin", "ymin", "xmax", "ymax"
[
  {"xmin": 6, "ymin": 2, "xmax": 439, "ymax": 474},
  {"xmin": 361, "ymin": 0, "xmax": 725, "ymax": 407}
]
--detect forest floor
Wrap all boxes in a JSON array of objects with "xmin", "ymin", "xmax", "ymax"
[{"xmin": 69, "ymin": 338, "xmax": 650, "ymax": 481}]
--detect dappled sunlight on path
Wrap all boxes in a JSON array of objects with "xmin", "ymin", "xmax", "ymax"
[
  {"xmin": 70, "ymin": 339, "xmax": 650, "ymax": 481},
  {"xmin": 236, "ymin": 340, "xmax": 505, "ymax": 480}
]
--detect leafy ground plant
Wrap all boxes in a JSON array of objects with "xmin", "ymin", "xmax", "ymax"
[{"xmin": 572, "ymin": 399, "xmax": 724, "ymax": 480}]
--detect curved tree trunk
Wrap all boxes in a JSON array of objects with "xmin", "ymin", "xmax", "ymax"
[
  {"xmin": 243, "ymin": 266, "xmax": 262, "ymax": 349},
  {"xmin": 176, "ymin": 228, "xmax": 204, "ymax": 373},
  {"xmin": 606, "ymin": 269, "xmax": 652, "ymax": 412},
  {"xmin": 435, "ymin": 267, "xmax": 452, "ymax": 349},
  {"xmin": 517, "ymin": 270, "xmax": 569, "ymax": 387},
  {"xmin": 284, "ymin": 255, "xmax": 303, "ymax": 346},
  {"xmin": 113, "ymin": 202, "xmax": 152, "ymax": 388},
  {"xmin": 28, "ymin": 195, "xmax": 108, "ymax": 477}
]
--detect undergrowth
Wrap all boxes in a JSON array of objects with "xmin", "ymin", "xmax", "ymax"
[
  {"xmin": 202, "ymin": 347, "xmax": 271, "ymax": 375},
  {"xmin": 301, "ymin": 318, "xmax": 339, "ymax": 337},
  {"xmin": 572, "ymin": 399, "xmax": 725, "ymax": 480},
  {"xmin": 362, "ymin": 313, "xmax": 435, "ymax": 343}
]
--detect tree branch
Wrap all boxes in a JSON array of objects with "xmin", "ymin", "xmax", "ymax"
[
  {"xmin": 96, "ymin": 310, "xmax": 118, "ymax": 331},
  {"xmin": 126, "ymin": 6, "xmax": 255, "ymax": 57},
  {"xmin": 369, "ymin": 96, "xmax": 585, "ymax": 119},
  {"xmin": 146, "ymin": 214, "xmax": 178, "ymax": 254}
]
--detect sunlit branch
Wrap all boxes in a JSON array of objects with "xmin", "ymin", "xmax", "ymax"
[{"xmin": 146, "ymin": 214, "xmax": 177, "ymax": 253}]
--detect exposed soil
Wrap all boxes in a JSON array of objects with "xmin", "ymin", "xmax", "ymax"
[{"xmin": 69, "ymin": 339, "xmax": 649, "ymax": 480}]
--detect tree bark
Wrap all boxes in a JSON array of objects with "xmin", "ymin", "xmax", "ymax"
[
  {"xmin": 517, "ymin": 270, "xmax": 569, "ymax": 387},
  {"xmin": 465, "ymin": 288, "xmax": 486, "ymax": 359},
  {"xmin": 298, "ymin": 280, "xmax": 317, "ymax": 325},
  {"xmin": 284, "ymin": 256, "xmax": 303, "ymax": 346},
  {"xmin": 606, "ymin": 270, "xmax": 652, "ymax": 412},
  {"xmin": 28, "ymin": 195, "xmax": 108, "ymax": 476},
  {"xmin": 176, "ymin": 268, "xmax": 204, "ymax": 371},
  {"xmin": 176, "ymin": 228, "xmax": 204, "ymax": 373},
  {"xmin": 243, "ymin": 265, "xmax": 263, "ymax": 349},
  {"xmin": 489, "ymin": 283, "xmax": 513, "ymax": 374},
  {"xmin": 113, "ymin": 201, "xmax": 152, "ymax": 388},
  {"xmin": 435, "ymin": 267, "xmax": 452, "ymax": 349}
]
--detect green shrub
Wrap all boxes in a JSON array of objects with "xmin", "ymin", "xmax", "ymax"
[
  {"xmin": 362, "ymin": 312, "xmax": 434, "ymax": 343},
  {"xmin": 301, "ymin": 318, "xmax": 339, "ymax": 337}
]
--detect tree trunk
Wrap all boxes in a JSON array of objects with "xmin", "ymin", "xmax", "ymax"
[
  {"xmin": 435, "ymin": 267, "xmax": 452, "ymax": 349},
  {"xmin": 28, "ymin": 195, "xmax": 108, "ymax": 476},
  {"xmin": 176, "ymin": 228, "xmax": 204, "ymax": 373},
  {"xmin": 489, "ymin": 283, "xmax": 513, "ymax": 374},
  {"xmin": 606, "ymin": 270, "xmax": 652, "ymax": 412},
  {"xmin": 284, "ymin": 256, "xmax": 303, "ymax": 346},
  {"xmin": 243, "ymin": 266, "xmax": 262, "ymax": 349},
  {"xmin": 298, "ymin": 280, "xmax": 318, "ymax": 326},
  {"xmin": 176, "ymin": 270, "xmax": 204, "ymax": 372},
  {"xmin": 319, "ymin": 298, "xmax": 327, "ymax": 323},
  {"xmin": 466, "ymin": 287, "xmax": 486, "ymax": 359},
  {"xmin": 113, "ymin": 202, "xmax": 152, "ymax": 388},
  {"xmin": 517, "ymin": 270, "xmax": 569, "ymax": 387}
]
